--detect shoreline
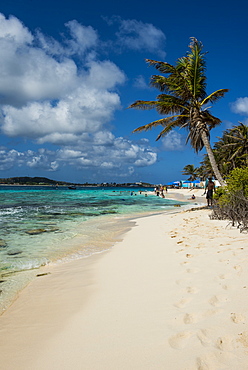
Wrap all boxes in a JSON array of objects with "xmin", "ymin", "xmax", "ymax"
[
  {"xmin": 0, "ymin": 188, "xmax": 189, "ymax": 315},
  {"xmin": 1, "ymin": 191, "xmax": 248, "ymax": 369}
]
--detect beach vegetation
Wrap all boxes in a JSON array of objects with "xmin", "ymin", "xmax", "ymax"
[
  {"xmin": 213, "ymin": 122, "xmax": 248, "ymax": 174},
  {"xmin": 182, "ymin": 164, "xmax": 199, "ymax": 181},
  {"xmin": 198, "ymin": 122, "xmax": 248, "ymax": 178},
  {"xmin": 211, "ymin": 167, "xmax": 248, "ymax": 232},
  {"xmin": 129, "ymin": 37, "xmax": 228, "ymax": 187}
]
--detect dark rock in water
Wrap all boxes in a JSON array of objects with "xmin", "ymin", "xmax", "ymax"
[
  {"xmin": 0, "ymin": 239, "xmax": 7, "ymax": 248},
  {"xmin": 36, "ymin": 272, "xmax": 51, "ymax": 277},
  {"xmin": 0, "ymin": 280, "xmax": 6, "ymax": 284},
  {"xmin": 25, "ymin": 228, "xmax": 47, "ymax": 235},
  {"xmin": 25, "ymin": 227, "xmax": 59, "ymax": 235},
  {"xmin": 7, "ymin": 249, "xmax": 23, "ymax": 256},
  {"xmin": 101, "ymin": 210, "xmax": 117, "ymax": 214}
]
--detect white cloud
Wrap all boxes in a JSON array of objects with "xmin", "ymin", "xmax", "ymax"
[
  {"xmin": 0, "ymin": 13, "xmax": 159, "ymax": 178},
  {"xmin": 65, "ymin": 20, "xmax": 98, "ymax": 54},
  {"xmin": 117, "ymin": 19, "xmax": 166, "ymax": 55},
  {"xmin": 161, "ymin": 131, "xmax": 185, "ymax": 151},
  {"xmin": 0, "ymin": 13, "xmax": 33, "ymax": 45},
  {"xmin": 133, "ymin": 75, "xmax": 149, "ymax": 89},
  {"xmin": 231, "ymin": 97, "xmax": 248, "ymax": 115},
  {"xmin": 2, "ymin": 77, "xmax": 123, "ymax": 140},
  {"xmin": 0, "ymin": 148, "xmax": 58, "ymax": 171},
  {"xmin": 0, "ymin": 149, "xmax": 24, "ymax": 170},
  {"xmin": 0, "ymin": 136, "xmax": 157, "ymax": 173},
  {"xmin": 36, "ymin": 20, "xmax": 99, "ymax": 57},
  {"xmin": 0, "ymin": 44, "xmax": 78, "ymax": 106},
  {"xmin": 104, "ymin": 16, "xmax": 166, "ymax": 57},
  {"xmin": 93, "ymin": 131, "xmax": 115, "ymax": 145}
]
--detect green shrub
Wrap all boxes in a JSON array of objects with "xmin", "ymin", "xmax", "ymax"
[
  {"xmin": 225, "ymin": 167, "xmax": 248, "ymax": 197},
  {"xmin": 211, "ymin": 167, "xmax": 248, "ymax": 232}
]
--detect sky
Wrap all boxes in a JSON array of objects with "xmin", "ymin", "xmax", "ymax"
[{"xmin": 0, "ymin": 0, "xmax": 247, "ymax": 184}]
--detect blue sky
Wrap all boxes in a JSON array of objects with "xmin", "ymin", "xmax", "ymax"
[{"xmin": 0, "ymin": 0, "xmax": 247, "ymax": 184}]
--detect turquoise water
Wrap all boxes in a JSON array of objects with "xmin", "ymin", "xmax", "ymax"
[{"xmin": 0, "ymin": 185, "xmax": 185, "ymax": 313}]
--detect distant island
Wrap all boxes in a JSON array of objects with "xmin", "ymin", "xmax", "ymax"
[{"xmin": 0, "ymin": 176, "xmax": 154, "ymax": 188}]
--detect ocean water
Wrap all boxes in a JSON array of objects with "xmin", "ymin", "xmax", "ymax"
[{"xmin": 0, "ymin": 185, "xmax": 185, "ymax": 313}]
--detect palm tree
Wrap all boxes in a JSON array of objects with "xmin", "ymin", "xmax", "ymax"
[
  {"xmin": 129, "ymin": 37, "xmax": 228, "ymax": 186},
  {"xmin": 221, "ymin": 122, "xmax": 248, "ymax": 168},
  {"xmin": 182, "ymin": 164, "xmax": 199, "ymax": 181},
  {"xmin": 210, "ymin": 122, "xmax": 248, "ymax": 176}
]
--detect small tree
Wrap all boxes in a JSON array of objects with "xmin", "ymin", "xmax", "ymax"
[
  {"xmin": 211, "ymin": 168, "xmax": 248, "ymax": 232},
  {"xmin": 182, "ymin": 164, "xmax": 199, "ymax": 181}
]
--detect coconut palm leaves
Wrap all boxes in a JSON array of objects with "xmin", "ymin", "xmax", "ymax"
[
  {"xmin": 197, "ymin": 122, "xmax": 248, "ymax": 177},
  {"xmin": 182, "ymin": 164, "xmax": 199, "ymax": 181},
  {"xmin": 129, "ymin": 37, "xmax": 228, "ymax": 186},
  {"xmin": 215, "ymin": 122, "xmax": 248, "ymax": 172}
]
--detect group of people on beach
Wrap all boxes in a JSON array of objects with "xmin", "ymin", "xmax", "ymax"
[
  {"xmin": 154, "ymin": 178, "xmax": 215, "ymax": 206},
  {"xmin": 154, "ymin": 185, "xmax": 167, "ymax": 198}
]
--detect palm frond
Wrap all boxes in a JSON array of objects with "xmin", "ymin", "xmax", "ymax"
[
  {"xmin": 150, "ymin": 75, "xmax": 169, "ymax": 92},
  {"xmin": 147, "ymin": 59, "xmax": 192, "ymax": 99},
  {"xmin": 201, "ymin": 111, "xmax": 222, "ymax": 130},
  {"xmin": 186, "ymin": 130, "xmax": 205, "ymax": 153},
  {"xmin": 128, "ymin": 100, "xmax": 158, "ymax": 110},
  {"xmin": 145, "ymin": 59, "xmax": 175, "ymax": 74},
  {"xmin": 132, "ymin": 116, "xmax": 176, "ymax": 133},
  {"xmin": 185, "ymin": 38, "xmax": 207, "ymax": 100},
  {"xmin": 224, "ymin": 134, "xmax": 243, "ymax": 142},
  {"xmin": 201, "ymin": 89, "xmax": 229, "ymax": 106},
  {"xmin": 155, "ymin": 116, "xmax": 188, "ymax": 140},
  {"xmin": 156, "ymin": 94, "xmax": 189, "ymax": 114}
]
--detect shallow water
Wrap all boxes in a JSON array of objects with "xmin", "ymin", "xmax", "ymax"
[{"xmin": 0, "ymin": 185, "xmax": 185, "ymax": 313}]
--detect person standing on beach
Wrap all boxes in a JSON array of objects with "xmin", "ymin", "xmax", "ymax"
[{"xmin": 205, "ymin": 178, "xmax": 215, "ymax": 206}]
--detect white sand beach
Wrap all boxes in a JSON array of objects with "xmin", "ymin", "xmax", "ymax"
[{"xmin": 1, "ymin": 190, "xmax": 248, "ymax": 369}]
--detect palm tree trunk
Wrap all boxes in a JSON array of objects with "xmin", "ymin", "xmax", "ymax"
[{"xmin": 201, "ymin": 131, "xmax": 226, "ymax": 187}]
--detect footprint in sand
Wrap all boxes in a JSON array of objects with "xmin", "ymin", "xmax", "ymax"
[
  {"xmin": 180, "ymin": 261, "xmax": 190, "ymax": 266},
  {"xmin": 174, "ymin": 297, "xmax": 192, "ymax": 308},
  {"xmin": 196, "ymin": 353, "xmax": 222, "ymax": 370},
  {"xmin": 202, "ymin": 308, "xmax": 223, "ymax": 318},
  {"xmin": 176, "ymin": 279, "xmax": 183, "ymax": 286},
  {"xmin": 186, "ymin": 267, "xmax": 200, "ymax": 274},
  {"xmin": 218, "ymin": 273, "xmax": 230, "ymax": 280},
  {"xmin": 221, "ymin": 284, "xmax": 231, "ymax": 291},
  {"xmin": 168, "ymin": 331, "xmax": 194, "ymax": 349},
  {"xmin": 208, "ymin": 295, "xmax": 228, "ymax": 307},
  {"xmin": 215, "ymin": 336, "xmax": 234, "ymax": 351},
  {"xmin": 233, "ymin": 265, "xmax": 243, "ymax": 273},
  {"xmin": 186, "ymin": 286, "xmax": 199, "ymax": 294},
  {"xmin": 183, "ymin": 313, "xmax": 199, "ymax": 324},
  {"xmin": 237, "ymin": 331, "xmax": 248, "ymax": 348},
  {"xmin": 176, "ymin": 249, "xmax": 185, "ymax": 253},
  {"xmin": 231, "ymin": 312, "xmax": 246, "ymax": 324},
  {"xmin": 197, "ymin": 329, "xmax": 213, "ymax": 347},
  {"xmin": 218, "ymin": 258, "xmax": 230, "ymax": 263}
]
